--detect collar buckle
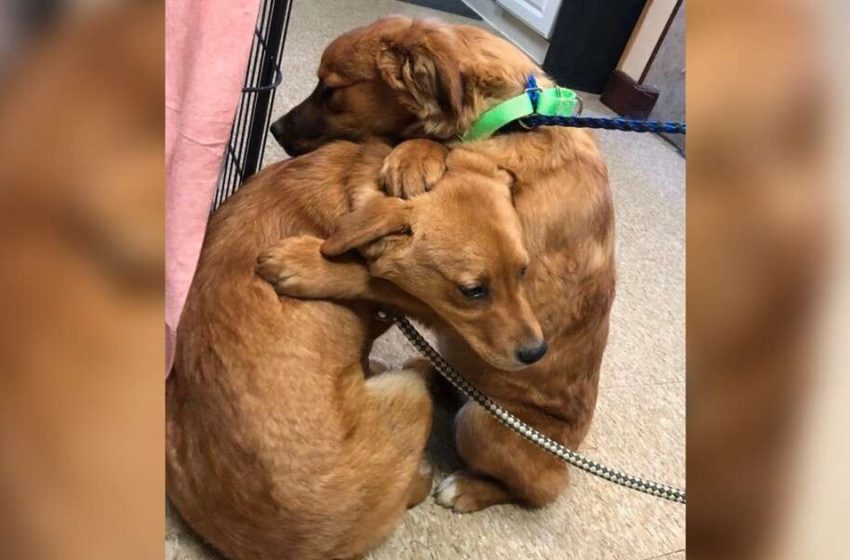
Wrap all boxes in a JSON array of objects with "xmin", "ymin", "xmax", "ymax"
[{"xmin": 461, "ymin": 76, "xmax": 581, "ymax": 142}]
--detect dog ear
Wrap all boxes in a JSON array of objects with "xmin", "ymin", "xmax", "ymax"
[
  {"xmin": 322, "ymin": 197, "xmax": 412, "ymax": 257},
  {"xmin": 378, "ymin": 28, "xmax": 464, "ymax": 116}
]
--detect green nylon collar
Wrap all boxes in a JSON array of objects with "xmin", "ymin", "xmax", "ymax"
[{"xmin": 461, "ymin": 86, "xmax": 580, "ymax": 142}]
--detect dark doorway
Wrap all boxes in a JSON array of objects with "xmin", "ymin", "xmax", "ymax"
[{"xmin": 543, "ymin": 0, "xmax": 647, "ymax": 93}]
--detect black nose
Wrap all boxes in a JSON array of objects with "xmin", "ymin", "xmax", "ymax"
[
  {"xmin": 516, "ymin": 340, "xmax": 548, "ymax": 365},
  {"xmin": 269, "ymin": 118, "xmax": 285, "ymax": 143}
]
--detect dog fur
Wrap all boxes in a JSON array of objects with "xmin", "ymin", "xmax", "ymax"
[
  {"xmin": 270, "ymin": 17, "xmax": 615, "ymax": 512},
  {"xmin": 166, "ymin": 140, "xmax": 542, "ymax": 559}
]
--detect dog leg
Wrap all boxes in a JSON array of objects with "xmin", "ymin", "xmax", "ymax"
[
  {"xmin": 406, "ymin": 458, "xmax": 434, "ymax": 508},
  {"xmin": 437, "ymin": 401, "xmax": 569, "ymax": 513},
  {"xmin": 257, "ymin": 236, "xmax": 370, "ymax": 299},
  {"xmin": 380, "ymin": 139, "xmax": 448, "ymax": 199},
  {"xmin": 362, "ymin": 369, "xmax": 433, "ymax": 511},
  {"xmin": 334, "ymin": 368, "xmax": 433, "ymax": 558},
  {"xmin": 434, "ymin": 470, "xmax": 513, "ymax": 513},
  {"xmin": 256, "ymin": 235, "xmax": 431, "ymax": 316}
]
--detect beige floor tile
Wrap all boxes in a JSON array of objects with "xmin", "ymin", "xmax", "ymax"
[
  {"xmin": 583, "ymin": 383, "xmax": 685, "ymax": 487},
  {"xmin": 657, "ymin": 552, "xmax": 686, "ymax": 559}
]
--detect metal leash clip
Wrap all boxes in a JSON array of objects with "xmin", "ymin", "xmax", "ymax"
[
  {"xmin": 374, "ymin": 308, "xmax": 396, "ymax": 323},
  {"xmin": 574, "ymin": 95, "xmax": 584, "ymax": 116}
]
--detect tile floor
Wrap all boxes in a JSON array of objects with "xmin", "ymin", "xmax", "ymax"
[{"xmin": 167, "ymin": 1, "xmax": 686, "ymax": 558}]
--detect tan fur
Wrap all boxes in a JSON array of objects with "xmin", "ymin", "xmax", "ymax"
[
  {"xmin": 256, "ymin": 148, "xmax": 544, "ymax": 372},
  {"xmin": 379, "ymin": 139, "xmax": 449, "ymax": 199},
  {"xmin": 167, "ymin": 139, "xmax": 543, "ymax": 559},
  {"xmin": 271, "ymin": 18, "xmax": 615, "ymax": 512}
]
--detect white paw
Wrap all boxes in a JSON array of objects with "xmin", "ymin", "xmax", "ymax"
[{"xmin": 434, "ymin": 474, "xmax": 458, "ymax": 508}]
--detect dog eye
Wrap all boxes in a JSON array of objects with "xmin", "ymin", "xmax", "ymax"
[
  {"xmin": 458, "ymin": 283, "xmax": 489, "ymax": 300},
  {"xmin": 519, "ymin": 265, "xmax": 528, "ymax": 279}
]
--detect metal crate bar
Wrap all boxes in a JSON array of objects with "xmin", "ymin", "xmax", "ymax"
[{"xmin": 213, "ymin": 0, "xmax": 292, "ymax": 211}]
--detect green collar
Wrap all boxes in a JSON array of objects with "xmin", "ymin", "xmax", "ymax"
[{"xmin": 461, "ymin": 86, "xmax": 581, "ymax": 142}]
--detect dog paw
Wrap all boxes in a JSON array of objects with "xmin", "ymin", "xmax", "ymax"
[
  {"xmin": 380, "ymin": 139, "xmax": 448, "ymax": 199},
  {"xmin": 434, "ymin": 471, "xmax": 511, "ymax": 513},
  {"xmin": 434, "ymin": 473, "xmax": 466, "ymax": 512},
  {"xmin": 256, "ymin": 236, "xmax": 325, "ymax": 297}
]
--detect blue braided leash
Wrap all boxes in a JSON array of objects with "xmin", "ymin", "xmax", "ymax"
[
  {"xmin": 523, "ymin": 114, "xmax": 686, "ymax": 135},
  {"xmin": 522, "ymin": 75, "xmax": 685, "ymax": 135}
]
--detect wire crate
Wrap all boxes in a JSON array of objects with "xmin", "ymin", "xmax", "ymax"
[{"xmin": 213, "ymin": 0, "xmax": 292, "ymax": 211}]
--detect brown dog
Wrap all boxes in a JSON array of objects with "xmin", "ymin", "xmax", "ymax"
[
  {"xmin": 270, "ymin": 17, "xmax": 615, "ymax": 513},
  {"xmin": 166, "ymin": 140, "xmax": 542, "ymax": 560}
]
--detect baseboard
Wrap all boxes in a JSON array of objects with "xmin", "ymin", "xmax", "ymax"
[{"xmin": 600, "ymin": 70, "xmax": 659, "ymax": 120}]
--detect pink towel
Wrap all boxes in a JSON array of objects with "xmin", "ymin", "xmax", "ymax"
[{"xmin": 165, "ymin": 0, "xmax": 261, "ymax": 374}]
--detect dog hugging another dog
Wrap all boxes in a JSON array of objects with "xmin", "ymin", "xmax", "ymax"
[{"xmin": 167, "ymin": 16, "xmax": 614, "ymax": 560}]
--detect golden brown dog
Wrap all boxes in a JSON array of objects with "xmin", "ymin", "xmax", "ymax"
[
  {"xmin": 270, "ymin": 17, "xmax": 615, "ymax": 512},
  {"xmin": 166, "ymin": 139, "xmax": 542, "ymax": 560}
]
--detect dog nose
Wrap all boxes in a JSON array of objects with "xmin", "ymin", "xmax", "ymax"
[
  {"xmin": 516, "ymin": 340, "xmax": 548, "ymax": 365},
  {"xmin": 269, "ymin": 119, "xmax": 284, "ymax": 142}
]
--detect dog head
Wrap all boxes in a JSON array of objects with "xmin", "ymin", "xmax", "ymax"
[
  {"xmin": 271, "ymin": 16, "xmax": 541, "ymax": 156},
  {"xmin": 322, "ymin": 149, "xmax": 545, "ymax": 370}
]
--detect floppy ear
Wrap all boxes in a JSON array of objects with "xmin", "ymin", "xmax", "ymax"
[
  {"xmin": 377, "ymin": 28, "xmax": 464, "ymax": 116},
  {"xmin": 322, "ymin": 197, "xmax": 412, "ymax": 257}
]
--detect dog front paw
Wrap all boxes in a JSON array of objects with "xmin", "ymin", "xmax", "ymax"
[
  {"xmin": 380, "ymin": 139, "xmax": 449, "ymax": 199},
  {"xmin": 256, "ymin": 236, "xmax": 327, "ymax": 298},
  {"xmin": 434, "ymin": 471, "xmax": 512, "ymax": 513}
]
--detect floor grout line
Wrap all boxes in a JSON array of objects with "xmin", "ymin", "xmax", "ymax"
[{"xmin": 639, "ymin": 548, "xmax": 686, "ymax": 560}]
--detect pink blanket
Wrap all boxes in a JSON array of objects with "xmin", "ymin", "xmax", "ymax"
[{"xmin": 165, "ymin": 0, "xmax": 260, "ymax": 373}]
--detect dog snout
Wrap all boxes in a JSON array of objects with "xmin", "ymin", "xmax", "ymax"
[
  {"xmin": 270, "ymin": 110, "xmax": 324, "ymax": 157},
  {"xmin": 269, "ymin": 114, "xmax": 307, "ymax": 156},
  {"xmin": 269, "ymin": 107, "xmax": 310, "ymax": 157},
  {"xmin": 516, "ymin": 340, "xmax": 548, "ymax": 365},
  {"xmin": 269, "ymin": 117, "xmax": 286, "ymax": 144}
]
